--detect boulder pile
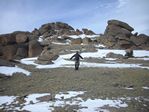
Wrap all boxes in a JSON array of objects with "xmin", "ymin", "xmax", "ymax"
[
  {"xmin": 0, "ymin": 20, "xmax": 149, "ymax": 65},
  {"xmin": 0, "ymin": 31, "xmax": 42, "ymax": 60},
  {"xmin": 35, "ymin": 48, "xmax": 59, "ymax": 65},
  {"xmin": 99, "ymin": 19, "xmax": 149, "ymax": 49},
  {"xmin": 0, "ymin": 22, "xmax": 96, "ymax": 64}
]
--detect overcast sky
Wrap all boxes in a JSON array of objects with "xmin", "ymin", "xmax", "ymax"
[{"xmin": 0, "ymin": 0, "xmax": 149, "ymax": 35}]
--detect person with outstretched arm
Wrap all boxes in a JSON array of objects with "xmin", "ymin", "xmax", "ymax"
[{"xmin": 70, "ymin": 51, "xmax": 83, "ymax": 70}]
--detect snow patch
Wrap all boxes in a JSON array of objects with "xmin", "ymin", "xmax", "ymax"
[
  {"xmin": 105, "ymin": 58, "xmax": 117, "ymax": 61},
  {"xmin": 0, "ymin": 91, "xmax": 129, "ymax": 112},
  {"xmin": 132, "ymin": 58, "xmax": 149, "ymax": 60},
  {"xmin": 58, "ymin": 36, "xmax": 62, "ymax": 39},
  {"xmin": 38, "ymin": 37, "xmax": 43, "ymax": 42},
  {"xmin": 81, "ymin": 49, "xmax": 126, "ymax": 58},
  {"xmin": 94, "ymin": 44, "xmax": 106, "ymax": 48},
  {"xmin": 124, "ymin": 87, "xmax": 134, "ymax": 90},
  {"xmin": 0, "ymin": 66, "xmax": 31, "ymax": 76},
  {"xmin": 52, "ymin": 42, "xmax": 69, "ymax": 45},
  {"xmin": 0, "ymin": 96, "xmax": 16, "ymax": 105},
  {"xmin": 69, "ymin": 34, "xmax": 99, "ymax": 39},
  {"xmin": 1, "ymin": 92, "xmax": 149, "ymax": 112},
  {"xmin": 36, "ymin": 57, "xmax": 74, "ymax": 69},
  {"xmin": 20, "ymin": 49, "xmax": 149, "ymax": 69},
  {"xmin": 142, "ymin": 87, "xmax": 149, "ymax": 90},
  {"xmin": 32, "ymin": 57, "xmax": 147, "ymax": 69},
  {"xmin": 133, "ymin": 50, "xmax": 149, "ymax": 57},
  {"xmin": 80, "ymin": 98, "xmax": 128, "ymax": 112},
  {"xmin": 21, "ymin": 57, "xmax": 38, "ymax": 65},
  {"xmin": 24, "ymin": 93, "xmax": 50, "ymax": 105},
  {"xmin": 23, "ymin": 102, "xmax": 51, "ymax": 112}
]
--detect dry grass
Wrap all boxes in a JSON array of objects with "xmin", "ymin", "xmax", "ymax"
[{"xmin": 0, "ymin": 64, "xmax": 149, "ymax": 111}]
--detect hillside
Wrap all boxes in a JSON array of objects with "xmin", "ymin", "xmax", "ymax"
[{"xmin": 0, "ymin": 20, "xmax": 149, "ymax": 112}]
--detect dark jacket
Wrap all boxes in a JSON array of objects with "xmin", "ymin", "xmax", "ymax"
[{"xmin": 70, "ymin": 52, "xmax": 83, "ymax": 61}]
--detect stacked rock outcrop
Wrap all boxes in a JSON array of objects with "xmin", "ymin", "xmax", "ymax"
[
  {"xmin": 0, "ymin": 31, "xmax": 42, "ymax": 60},
  {"xmin": 100, "ymin": 19, "xmax": 149, "ymax": 49}
]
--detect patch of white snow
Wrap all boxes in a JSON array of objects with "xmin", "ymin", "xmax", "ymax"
[
  {"xmin": 142, "ymin": 87, "xmax": 149, "ymax": 90},
  {"xmin": 0, "ymin": 66, "xmax": 31, "ymax": 76}
]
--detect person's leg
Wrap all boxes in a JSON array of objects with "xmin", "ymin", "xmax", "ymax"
[
  {"xmin": 78, "ymin": 61, "xmax": 80, "ymax": 70},
  {"xmin": 75, "ymin": 65, "xmax": 77, "ymax": 70},
  {"xmin": 75, "ymin": 61, "xmax": 77, "ymax": 70},
  {"xmin": 75, "ymin": 61, "xmax": 79, "ymax": 70}
]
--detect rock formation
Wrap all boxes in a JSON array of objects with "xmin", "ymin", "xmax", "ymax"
[
  {"xmin": 0, "ymin": 59, "xmax": 15, "ymax": 67},
  {"xmin": 0, "ymin": 20, "xmax": 148, "ymax": 64},
  {"xmin": 71, "ymin": 38, "xmax": 82, "ymax": 45},
  {"xmin": 28, "ymin": 40, "xmax": 43, "ymax": 57},
  {"xmin": 82, "ymin": 37, "xmax": 92, "ymax": 44},
  {"xmin": 82, "ymin": 28, "xmax": 95, "ymax": 35},
  {"xmin": 100, "ymin": 19, "xmax": 149, "ymax": 49},
  {"xmin": 0, "ymin": 31, "xmax": 42, "ymax": 60},
  {"xmin": 106, "ymin": 52, "xmax": 124, "ymax": 58},
  {"xmin": 35, "ymin": 48, "xmax": 59, "ymax": 65},
  {"xmin": 0, "ymin": 22, "xmax": 96, "ymax": 62}
]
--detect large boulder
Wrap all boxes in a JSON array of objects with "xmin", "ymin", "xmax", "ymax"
[
  {"xmin": 82, "ymin": 37, "xmax": 92, "ymax": 44},
  {"xmin": 15, "ymin": 44, "xmax": 28, "ymax": 59},
  {"xmin": 76, "ymin": 29, "xmax": 83, "ymax": 35},
  {"xmin": 54, "ymin": 22, "xmax": 74, "ymax": 30},
  {"xmin": 115, "ymin": 34, "xmax": 130, "ymax": 41},
  {"xmin": 39, "ymin": 24, "xmax": 52, "ymax": 35},
  {"xmin": 38, "ymin": 22, "xmax": 74, "ymax": 35},
  {"xmin": 16, "ymin": 47, "xmax": 28, "ymax": 59},
  {"xmin": 0, "ymin": 32, "xmax": 30, "ymax": 60},
  {"xmin": 32, "ymin": 28, "xmax": 40, "ymax": 36},
  {"xmin": 36, "ymin": 49, "xmax": 58, "ymax": 65},
  {"xmin": 0, "ymin": 34, "xmax": 16, "ymax": 45},
  {"xmin": 42, "ymin": 30, "xmax": 56, "ymax": 38},
  {"xmin": 108, "ymin": 20, "xmax": 134, "ymax": 31},
  {"xmin": 138, "ymin": 34, "xmax": 149, "ymax": 38},
  {"xmin": 2, "ymin": 44, "xmax": 17, "ymax": 60},
  {"xmin": 28, "ymin": 40, "xmax": 42, "ymax": 57},
  {"xmin": 28, "ymin": 34, "xmax": 39, "ymax": 41},
  {"xmin": 105, "ymin": 24, "xmax": 132, "ymax": 37},
  {"xmin": 16, "ymin": 32, "xmax": 28, "ymax": 43},
  {"xmin": 71, "ymin": 38, "xmax": 82, "ymax": 44},
  {"xmin": 131, "ymin": 34, "xmax": 149, "ymax": 46},
  {"xmin": 130, "ymin": 36, "xmax": 141, "ymax": 46},
  {"xmin": 117, "ymin": 40, "xmax": 132, "ymax": 47},
  {"xmin": 100, "ymin": 36, "xmax": 115, "ymax": 48},
  {"xmin": 0, "ymin": 59, "xmax": 15, "ymax": 67},
  {"xmin": 56, "ymin": 29, "xmax": 76, "ymax": 35},
  {"xmin": 138, "ymin": 44, "xmax": 149, "ymax": 50},
  {"xmin": 107, "ymin": 36, "xmax": 117, "ymax": 42},
  {"xmin": 134, "ymin": 34, "xmax": 149, "ymax": 49},
  {"xmin": 106, "ymin": 52, "xmax": 124, "ymax": 58},
  {"xmin": 103, "ymin": 19, "xmax": 136, "ymax": 49},
  {"xmin": 137, "ymin": 34, "xmax": 149, "ymax": 45},
  {"xmin": 82, "ymin": 28, "xmax": 95, "ymax": 35}
]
